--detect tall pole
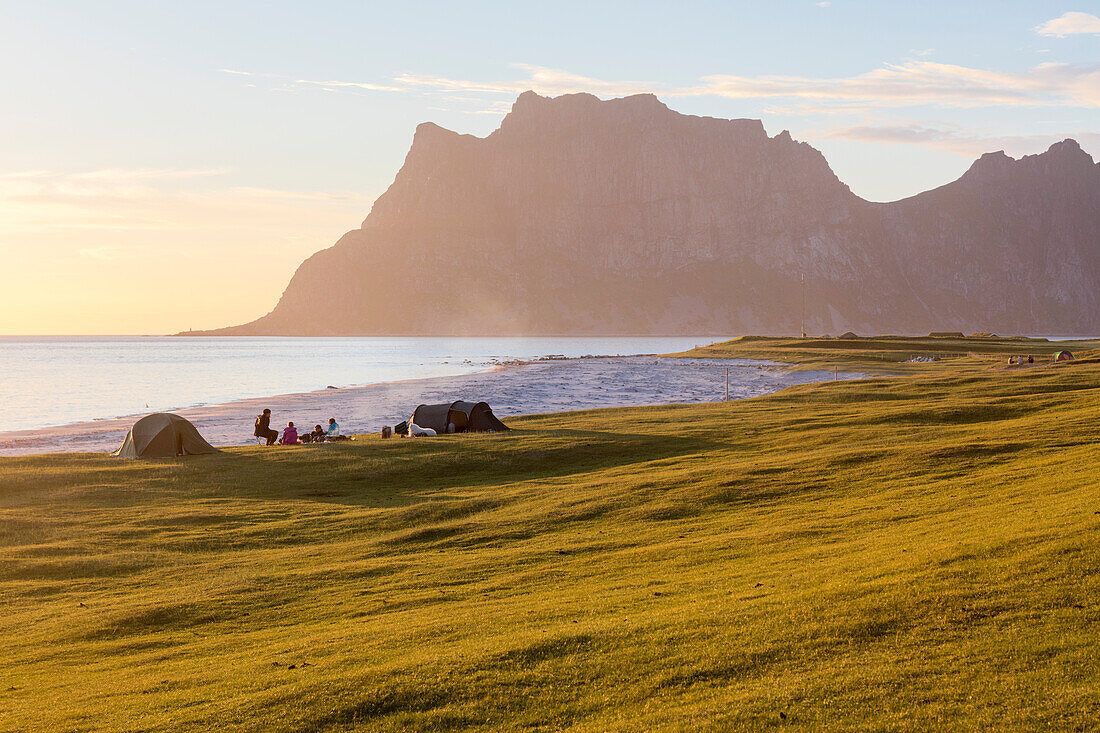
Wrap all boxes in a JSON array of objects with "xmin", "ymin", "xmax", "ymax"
[
  {"xmin": 725, "ymin": 367, "xmax": 729, "ymax": 401},
  {"xmin": 801, "ymin": 272, "xmax": 806, "ymax": 338}
]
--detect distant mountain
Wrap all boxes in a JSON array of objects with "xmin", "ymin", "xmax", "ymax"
[{"xmin": 198, "ymin": 91, "xmax": 1100, "ymax": 336}]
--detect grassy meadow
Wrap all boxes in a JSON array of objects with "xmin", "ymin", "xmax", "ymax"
[
  {"xmin": 672, "ymin": 334, "xmax": 1100, "ymax": 373},
  {"xmin": 1, "ymin": 338, "xmax": 1099, "ymax": 730}
]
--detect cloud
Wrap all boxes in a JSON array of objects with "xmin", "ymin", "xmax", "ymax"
[
  {"xmin": 692, "ymin": 61, "xmax": 1100, "ymax": 108},
  {"xmin": 0, "ymin": 168, "xmax": 236, "ymax": 210},
  {"xmin": 227, "ymin": 63, "xmax": 660, "ymax": 113},
  {"xmin": 1035, "ymin": 11, "xmax": 1100, "ymax": 37},
  {"xmin": 819, "ymin": 122, "xmax": 1100, "ymax": 158},
  {"xmin": 77, "ymin": 245, "xmax": 153, "ymax": 261},
  {"xmin": 0, "ymin": 168, "xmax": 375, "ymax": 233},
  {"xmin": 0, "ymin": 167, "xmax": 231, "ymax": 183},
  {"xmin": 227, "ymin": 59, "xmax": 1100, "ymax": 111},
  {"xmin": 816, "ymin": 1, "xmax": 830, "ymax": 7},
  {"xmin": 393, "ymin": 63, "xmax": 659, "ymax": 98},
  {"xmin": 293, "ymin": 78, "xmax": 405, "ymax": 93}
]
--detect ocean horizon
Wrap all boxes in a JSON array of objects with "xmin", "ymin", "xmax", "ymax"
[{"xmin": 0, "ymin": 335, "xmax": 731, "ymax": 433}]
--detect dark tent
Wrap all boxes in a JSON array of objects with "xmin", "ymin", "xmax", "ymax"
[
  {"xmin": 1051, "ymin": 350, "xmax": 1075, "ymax": 362},
  {"xmin": 411, "ymin": 401, "xmax": 509, "ymax": 434},
  {"xmin": 113, "ymin": 413, "xmax": 221, "ymax": 458}
]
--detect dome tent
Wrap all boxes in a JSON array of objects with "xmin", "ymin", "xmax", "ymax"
[
  {"xmin": 113, "ymin": 413, "xmax": 221, "ymax": 459},
  {"xmin": 410, "ymin": 401, "xmax": 509, "ymax": 434}
]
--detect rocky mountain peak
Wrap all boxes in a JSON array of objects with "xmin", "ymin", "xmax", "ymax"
[
  {"xmin": 1045, "ymin": 138, "xmax": 1086, "ymax": 158},
  {"xmin": 958, "ymin": 139, "xmax": 1096, "ymax": 188},
  {"xmin": 202, "ymin": 93, "xmax": 1100, "ymax": 338}
]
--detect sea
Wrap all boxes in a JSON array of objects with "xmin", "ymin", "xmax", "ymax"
[{"xmin": 0, "ymin": 336, "xmax": 732, "ymax": 433}]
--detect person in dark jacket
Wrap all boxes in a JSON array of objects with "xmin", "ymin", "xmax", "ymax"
[{"xmin": 254, "ymin": 408, "xmax": 278, "ymax": 445}]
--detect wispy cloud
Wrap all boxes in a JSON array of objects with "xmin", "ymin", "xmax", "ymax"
[
  {"xmin": 819, "ymin": 122, "xmax": 1100, "ymax": 158},
  {"xmin": 1035, "ymin": 11, "xmax": 1100, "ymax": 37},
  {"xmin": 223, "ymin": 64, "xmax": 663, "ymax": 113},
  {"xmin": 0, "ymin": 167, "xmax": 231, "ymax": 183},
  {"xmin": 293, "ymin": 78, "xmax": 406, "ymax": 93},
  {"xmin": 691, "ymin": 61, "xmax": 1100, "ymax": 108},
  {"xmin": 76, "ymin": 244, "xmax": 156, "ymax": 261},
  {"xmin": 0, "ymin": 168, "xmax": 236, "ymax": 208},
  {"xmin": 0, "ymin": 168, "xmax": 375, "ymax": 233},
  {"xmin": 222, "ymin": 59, "xmax": 1100, "ymax": 111},
  {"xmin": 392, "ymin": 64, "xmax": 659, "ymax": 98}
]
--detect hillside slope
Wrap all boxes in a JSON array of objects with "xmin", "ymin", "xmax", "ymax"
[{"xmin": 2, "ymin": 362, "xmax": 1098, "ymax": 730}]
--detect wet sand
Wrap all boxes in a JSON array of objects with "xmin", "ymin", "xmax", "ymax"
[{"xmin": 0, "ymin": 356, "xmax": 862, "ymax": 456}]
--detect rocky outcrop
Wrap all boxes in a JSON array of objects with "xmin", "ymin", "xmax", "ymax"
[{"xmin": 202, "ymin": 92, "xmax": 1100, "ymax": 336}]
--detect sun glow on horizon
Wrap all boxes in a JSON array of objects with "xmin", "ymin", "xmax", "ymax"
[{"xmin": 0, "ymin": 170, "xmax": 375, "ymax": 334}]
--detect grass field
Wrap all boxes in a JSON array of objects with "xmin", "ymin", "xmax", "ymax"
[
  {"xmin": 671, "ymin": 334, "xmax": 1100, "ymax": 373},
  {"xmin": 1, "ymin": 342, "xmax": 1099, "ymax": 730}
]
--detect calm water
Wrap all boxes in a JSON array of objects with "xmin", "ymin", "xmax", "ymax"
[{"xmin": 0, "ymin": 336, "xmax": 728, "ymax": 432}]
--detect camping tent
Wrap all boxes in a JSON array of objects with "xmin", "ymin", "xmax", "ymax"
[
  {"xmin": 113, "ymin": 413, "xmax": 221, "ymax": 458},
  {"xmin": 410, "ymin": 401, "xmax": 509, "ymax": 434},
  {"xmin": 1051, "ymin": 350, "xmax": 1075, "ymax": 362}
]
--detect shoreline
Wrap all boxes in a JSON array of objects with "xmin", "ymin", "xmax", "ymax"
[
  {"xmin": 0, "ymin": 335, "xmax": 729, "ymax": 435},
  {"xmin": 0, "ymin": 361, "xmax": 521, "ymax": 454},
  {"xmin": 0, "ymin": 356, "xmax": 862, "ymax": 457}
]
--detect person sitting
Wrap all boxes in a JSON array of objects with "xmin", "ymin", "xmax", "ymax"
[
  {"xmin": 254, "ymin": 408, "xmax": 278, "ymax": 445},
  {"xmin": 280, "ymin": 421, "xmax": 299, "ymax": 445},
  {"xmin": 310, "ymin": 424, "xmax": 326, "ymax": 443},
  {"xmin": 324, "ymin": 417, "xmax": 350, "ymax": 441}
]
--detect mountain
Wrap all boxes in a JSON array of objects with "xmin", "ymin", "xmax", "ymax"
[{"xmin": 200, "ymin": 92, "xmax": 1100, "ymax": 336}]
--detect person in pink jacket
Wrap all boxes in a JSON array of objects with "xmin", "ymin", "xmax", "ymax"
[{"xmin": 280, "ymin": 422, "xmax": 299, "ymax": 445}]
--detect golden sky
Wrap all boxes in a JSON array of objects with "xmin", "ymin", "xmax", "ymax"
[{"xmin": 0, "ymin": 169, "xmax": 373, "ymax": 334}]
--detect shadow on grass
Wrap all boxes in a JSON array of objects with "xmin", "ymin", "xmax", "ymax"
[{"xmin": 176, "ymin": 428, "xmax": 726, "ymax": 509}]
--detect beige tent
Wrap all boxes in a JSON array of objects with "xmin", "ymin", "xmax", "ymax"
[{"xmin": 113, "ymin": 413, "xmax": 220, "ymax": 459}]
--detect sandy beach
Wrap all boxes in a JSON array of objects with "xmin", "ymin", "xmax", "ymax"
[{"xmin": 0, "ymin": 356, "xmax": 859, "ymax": 456}]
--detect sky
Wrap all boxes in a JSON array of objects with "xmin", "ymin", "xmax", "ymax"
[{"xmin": 1, "ymin": 1, "xmax": 1099, "ymax": 334}]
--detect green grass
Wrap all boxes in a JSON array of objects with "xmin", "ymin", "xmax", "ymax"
[
  {"xmin": 669, "ymin": 334, "xmax": 1100, "ymax": 373},
  {"xmin": 2, "ymin": 359, "xmax": 1099, "ymax": 730}
]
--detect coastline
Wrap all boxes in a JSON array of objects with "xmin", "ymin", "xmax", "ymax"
[
  {"xmin": 0, "ymin": 355, "xmax": 862, "ymax": 456},
  {"xmin": 0, "ymin": 335, "xmax": 730, "ymax": 434}
]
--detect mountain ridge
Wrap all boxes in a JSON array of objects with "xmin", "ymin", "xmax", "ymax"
[{"xmin": 194, "ymin": 92, "xmax": 1100, "ymax": 337}]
